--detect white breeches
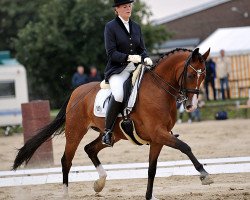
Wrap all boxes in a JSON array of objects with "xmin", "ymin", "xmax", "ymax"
[{"xmin": 109, "ymin": 63, "xmax": 135, "ymax": 102}]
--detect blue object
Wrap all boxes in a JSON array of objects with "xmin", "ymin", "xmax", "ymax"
[
  {"xmin": 215, "ymin": 111, "xmax": 228, "ymax": 120},
  {"xmin": 0, "ymin": 109, "xmax": 22, "ymax": 116},
  {"xmin": 0, "ymin": 51, "xmax": 20, "ymax": 65}
]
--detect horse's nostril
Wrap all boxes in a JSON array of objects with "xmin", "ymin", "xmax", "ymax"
[{"xmin": 186, "ymin": 105, "xmax": 192, "ymax": 110}]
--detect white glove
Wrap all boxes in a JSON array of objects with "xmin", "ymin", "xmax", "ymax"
[
  {"xmin": 144, "ymin": 57, "xmax": 153, "ymax": 66},
  {"xmin": 127, "ymin": 55, "xmax": 141, "ymax": 64}
]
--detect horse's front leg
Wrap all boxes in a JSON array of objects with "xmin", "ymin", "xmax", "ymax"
[
  {"xmin": 146, "ymin": 143, "xmax": 163, "ymax": 200},
  {"xmin": 154, "ymin": 127, "xmax": 214, "ymax": 185},
  {"xmin": 84, "ymin": 134, "xmax": 108, "ymax": 193},
  {"xmin": 84, "ymin": 133, "xmax": 121, "ymax": 193}
]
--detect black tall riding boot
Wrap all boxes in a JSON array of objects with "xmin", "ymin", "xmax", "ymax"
[{"xmin": 102, "ymin": 95, "xmax": 123, "ymax": 147}]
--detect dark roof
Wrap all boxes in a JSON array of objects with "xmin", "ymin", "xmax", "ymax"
[
  {"xmin": 153, "ymin": 0, "xmax": 231, "ymax": 25},
  {"xmin": 155, "ymin": 38, "xmax": 200, "ymax": 53}
]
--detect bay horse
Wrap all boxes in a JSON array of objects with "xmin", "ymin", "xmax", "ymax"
[{"xmin": 13, "ymin": 48, "xmax": 213, "ymax": 200}]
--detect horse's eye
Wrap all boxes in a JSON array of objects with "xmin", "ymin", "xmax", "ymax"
[{"xmin": 188, "ymin": 73, "xmax": 196, "ymax": 79}]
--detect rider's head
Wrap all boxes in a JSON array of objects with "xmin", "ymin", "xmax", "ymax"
[{"xmin": 113, "ymin": 0, "xmax": 134, "ymax": 21}]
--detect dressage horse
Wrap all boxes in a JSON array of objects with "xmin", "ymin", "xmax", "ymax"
[{"xmin": 13, "ymin": 48, "xmax": 212, "ymax": 200}]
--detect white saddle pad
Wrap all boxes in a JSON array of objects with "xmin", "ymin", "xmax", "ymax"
[
  {"xmin": 94, "ymin": 66, "xmax": 145, "ymax": 118},
  {"xmin": 93, "ymin": 89, "xmax": 119, "ymax": 117}
]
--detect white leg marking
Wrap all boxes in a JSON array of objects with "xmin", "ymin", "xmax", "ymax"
[
  {"xmin": 97, "ymin": 165, "xmax": 107, "ymax": 178},
  {"xmin": 94, "ymin": 165, "xmax": 107, "ymax": 193}
]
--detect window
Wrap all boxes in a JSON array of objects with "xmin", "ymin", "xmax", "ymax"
[{"xmin": 0, "ymin": 80, "xmax": 16, "ymax": 98}]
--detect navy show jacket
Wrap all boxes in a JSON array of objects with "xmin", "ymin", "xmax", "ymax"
[{"xmin": 104, "ymin": 16, "xmax": 148, "ymax": 82}]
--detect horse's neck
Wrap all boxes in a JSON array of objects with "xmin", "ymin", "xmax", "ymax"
[
  {"xmin": 154, "ymin": 52, "xmax": 188, "ymax": 89},
  {"xmin": 136, "ymin": 53, "xmax": 187, "ymax": 125},
  {"xmin": 139, "ymin": 52, "xmax": 189, "ymax": 109}
]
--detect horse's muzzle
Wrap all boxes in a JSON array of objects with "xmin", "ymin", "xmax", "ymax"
[{"xmin": 184, "ymin": 94, "xmax": 198, "ymax": 112}]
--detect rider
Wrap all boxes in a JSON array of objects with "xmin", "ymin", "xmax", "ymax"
[{"xmin": 102, "ymin": 0, "xmax": 153, "ymax": 147}]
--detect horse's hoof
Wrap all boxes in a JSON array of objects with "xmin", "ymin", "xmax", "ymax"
[
  {"xmin": 93, "ymin": 176, "xmax": 106, "ymax": 192},
  {"xmin": 63, "ymin": 193, "xmax": 69, "ymax": 199},
  {"xmin": 62, "ymin": 184, "xmax": 69, "ymax": 198},
  {"xmin": 150, "ymin": 195, "xmax": 159, "ymax": 200},
  {"xmin": 200, "ymin": 175, "xmax": 214, "ymax": 185}
]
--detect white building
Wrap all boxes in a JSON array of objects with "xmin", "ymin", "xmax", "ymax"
[
  {"xmin": 0, "ymin": 51, "xmax": 28, "ymax": 126},
  {"xmin": 198, "ymin": 26, "xmax": 250, "ymax": 98}
]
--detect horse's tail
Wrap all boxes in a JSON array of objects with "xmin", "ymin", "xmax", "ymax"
[{"xmin": 12, "ymin": 96, "xmax": 70, "ymax": 170}]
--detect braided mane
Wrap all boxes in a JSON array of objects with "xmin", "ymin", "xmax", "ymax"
[{"xmin": 152, "ymin": 48, "xmax": 193, "ymax": 69}]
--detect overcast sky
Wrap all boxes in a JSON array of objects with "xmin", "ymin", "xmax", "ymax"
[{"xmin": 141, "ymin": 0, "xmax": 223, "ymax": 21}]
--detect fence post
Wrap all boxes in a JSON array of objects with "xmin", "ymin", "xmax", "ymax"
[{"xmin": 21, "ymin": 100, "xmax": 54, "ymax": 167}]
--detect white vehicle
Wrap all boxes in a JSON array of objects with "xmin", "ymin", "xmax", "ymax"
[{"xmin": 0, "ymin": 53, "xmax": 28, "ymax": 127}]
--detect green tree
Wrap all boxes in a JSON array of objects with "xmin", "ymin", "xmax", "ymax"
[
  {"xmin": 0, "ymin": 0, "xmax": 49, "ymax": 51},
  {"xmin": 14, "ymin": 0, "xmax": 170, "ymax": 108}
]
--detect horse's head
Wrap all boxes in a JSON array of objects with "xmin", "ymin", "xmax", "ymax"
[
  {"xmin": 146, "ymin": 48, "xmax": 210, "ymax": 112},
  {"xmin": 177, "ymin": 48, "xmax": 210, "ymax": 112}
]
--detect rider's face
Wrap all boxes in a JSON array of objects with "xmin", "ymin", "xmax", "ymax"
[{"xmin": 116, "ymin": 3, "xmax": 132, "ymax": 21}]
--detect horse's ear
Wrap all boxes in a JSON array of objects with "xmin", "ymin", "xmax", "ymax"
[
  {"xmin": 202, "ymin": 48, "xmax": 210, "ymax": 61},
  {"xmin": 191, "ymin": 48, "xmax": 199, "ymax": 61},
  {"xmin": 191, "ymin": 48, "xmax": 199, "ymax": 62},
  {"xmin": 193, "ymin": 48, "xmax": 199, "ymax": 55}
]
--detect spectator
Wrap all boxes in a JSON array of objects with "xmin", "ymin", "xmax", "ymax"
[
  {"xmin": 88, "ymin": 66, "xmax": 102, "ymax": 82},
  {"xmin": 72, "ymin": 65, "xmax": 88, "ymax": 88},
  {"xmin": 216, "ymin": 50, "xmax": 231, "ymax": 100},
  {"xmin": 191, "ymin": 99, "xmax": 205, "ymax": 122},
  {"xmin": 204, "ymin": 57, "xmax": 217, "ymax": 100},
  {"xmin": 177, "ymin": 102, "xmax": 192, "ymax": 124}
]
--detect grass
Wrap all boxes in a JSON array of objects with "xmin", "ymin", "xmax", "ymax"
[
  {"xmin": 0, "ymin": 125, "xmax": 23, "ymax": 137},
  {"xmin": 50, "ymin": 109, "xmax": 59, "ymax": 118},
  {"xmin": 180, "ymin": 97, "xmax": 250, "ymax": 122},
  {"xmin": 204, "ymin": 97, "xmax": 248, "ymax": 106}
]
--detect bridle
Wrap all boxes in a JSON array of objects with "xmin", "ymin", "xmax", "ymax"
[{"xmin": 145, "ymin": 53, "xmax": 206, "ymax": 103}]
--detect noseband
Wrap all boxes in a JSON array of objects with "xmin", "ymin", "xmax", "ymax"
[
  {"xmin": 146, "ymin": 53, "xmax": 206, "ymax": 103},
  {"xmin": 178, "ymin": 54, "xmax": 206, "ymax": 99}
]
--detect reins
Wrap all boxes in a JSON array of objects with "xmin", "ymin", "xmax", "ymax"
[
  {"xmin": 146, "ymin": 68, "xmax": 186, "ymax": 103},
  {"xmin": 144, "ymin": 52, "xmax": 206, "ymax": 103}
]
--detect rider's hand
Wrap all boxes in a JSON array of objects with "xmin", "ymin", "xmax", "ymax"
[
  {"xmin": 144, "ymin": 57, "xmax": 153, "ymax": 66},
  {"xmin": 127, "ymin": 55, "xmax": 141, "ymax": 64}
]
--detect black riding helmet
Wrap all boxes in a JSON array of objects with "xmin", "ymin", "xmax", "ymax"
[{"xmin": 112, "ymin": 0, "xmax": 134, "ymax": 7}]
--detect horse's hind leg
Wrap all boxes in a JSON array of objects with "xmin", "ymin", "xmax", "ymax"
[
  {"xmin": 155, "ymin": 129, "xmax": 214, "ymax": 185},
  {"xmin": 61, "ymin": 127, "xmax": 88, "ymax": 196},
  {"xmin": 84, "ymin": 133, "xmax": 120, "ymax": 193}
]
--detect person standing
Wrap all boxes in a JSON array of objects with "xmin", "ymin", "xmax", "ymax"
[
  {"xmin": 176, "ymin": 102, "xmax": 192, "ymax": 124},
  {"xmin": 102, "ymin": 0, "xmax": 153, "ymax": 146},
  {"xmin": 204, "ymin": 58, "xmax": 216, "ymax": 100},
  {"xmin": 216, "ymin": 50, "xmax": 231, "ymax": 100},
  {"xmin": 88, "ymin": 66, "xmax": 102, "ymax": 82},
  {"xmin": 71, "ymin": 65, "xmax": 88, "ymax": 88}
]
